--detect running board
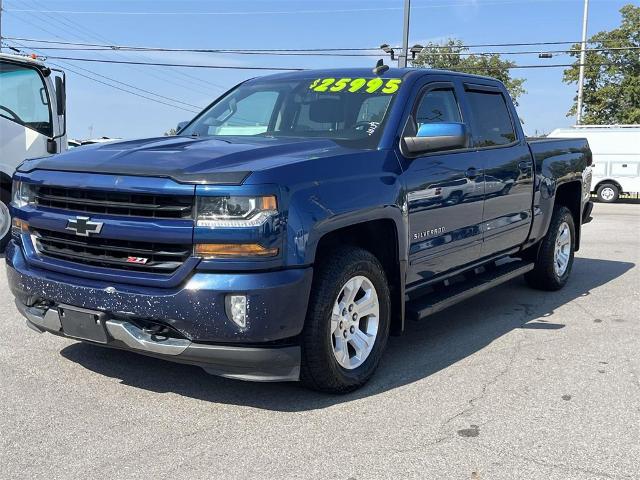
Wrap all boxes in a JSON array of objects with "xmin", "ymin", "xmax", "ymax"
[{"xmin": 406, "ymin": 260, "xmax": 534, "ymax": 321}]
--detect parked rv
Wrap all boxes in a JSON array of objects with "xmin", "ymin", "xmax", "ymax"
[{"xmin": 550, "ymin": 125, "xmax": 640, "ymax": 203}]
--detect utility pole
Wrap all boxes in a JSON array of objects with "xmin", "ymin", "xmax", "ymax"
[
  {"xmin": 576, "ymin": 0, "xmax": 590, "ymax": 124},
  {"xmin": 398, "ymin": 0, "xmax": 411, "ymax": 68}
]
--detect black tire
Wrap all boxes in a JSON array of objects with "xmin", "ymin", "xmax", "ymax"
[
  {"xmin": 0, "ymin": 187, "xmax": 11, "ymax": 252},
  {"xmin": 525, "ymin": 206, "xmax": 575, "ymax": 291},
  {"xmin": 300, "ymin": 246, "xmax": 390, "ymax": 393},
  {"xmin": 596, "ymin": 183, "xmax": 619, "ymax": 203}
]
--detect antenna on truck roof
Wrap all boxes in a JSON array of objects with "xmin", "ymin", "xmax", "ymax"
[{"xmin": 372, "ymin": 59, "xmax": 389, "ymax": 75}]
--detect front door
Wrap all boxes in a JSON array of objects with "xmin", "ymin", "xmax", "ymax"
[{"xmin": 399, "ymin": 81, "xmax": 485, "ymax": 287}]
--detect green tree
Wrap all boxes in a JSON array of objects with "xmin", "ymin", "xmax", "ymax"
[
  {"xmin": 563, "ymin": 4, "xmax": 640, "ymax": 124},
  {"xmin": 412, "ymin": 39, "xmax": 526, "ymax": 105}
]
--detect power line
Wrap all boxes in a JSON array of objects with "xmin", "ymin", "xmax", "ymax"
[
  {"xmin": 11, "ymin": 42, "xmax": 640, "ymax": 57},
  {"xmin": 2, "ymin": 0, "xmax": 612, "ymax": 16},
  {"xmin": 6, "ymin": 41, "xmax": 201, "ymax": 114},
  {"xmin": 23, "ymin": 52, "xmax": 628, "ymax": 71},
  {"xmin": 38, "ymin": 55, "xmax": 305, "ymax": 70},
  {"xmin": 7, "ymin": 5, "xmax": 227, "ymax": 93},
  {"xmin": 5, "ymin": 35, "xmax": 621, "ymax": 51},
  {"xmin": 53, "ymin": 62, "xmax": 200, "ymax": 114}
]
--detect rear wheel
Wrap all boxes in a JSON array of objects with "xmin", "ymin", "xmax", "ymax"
[
  {"xmin": 597, "ymin": 183, "xmax": 619, "ymax": 203},
  {"xmin": 301, "ymin": 247, "xmax": 390, "ymax": 393},
  {"xmin": 525, "ymin": 206, "xmax": 575, "ymax": 291}
]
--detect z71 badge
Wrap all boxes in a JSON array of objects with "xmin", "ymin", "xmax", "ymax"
[{"xmin": 413, "ymin": 227, "xmax": 446, "ymax": 241}]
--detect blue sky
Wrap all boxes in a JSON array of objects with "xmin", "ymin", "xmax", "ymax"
[{"xmin": 2, "ymin": 0, "xmax": 634, "ymax": 139}]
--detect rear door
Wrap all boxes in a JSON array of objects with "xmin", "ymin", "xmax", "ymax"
[
  {"xmin": 399, "ymin": 80, "xmax": 485, "ymax": 286},
  {"xmin": 461, "ymin": 83, "xmax": 534, "ymax": 258}
]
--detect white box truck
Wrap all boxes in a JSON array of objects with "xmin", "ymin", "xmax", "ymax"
[
  {"xmin": 550, "ymin": 125, "xmax": 640, "ymax": 203},
  {"xmin": 0, "ymin": 53, "xmax": 67, "ymax": 247}
]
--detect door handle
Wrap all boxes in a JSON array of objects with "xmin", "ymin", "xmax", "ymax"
[{"xmin": 465, "ymin": 167, "xmax": 478, "ymax": 179}]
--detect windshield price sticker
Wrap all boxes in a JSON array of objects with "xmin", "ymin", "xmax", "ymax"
[{"xmin": 309, "ymin": 78, "xmax": 402, "ymax": 94}]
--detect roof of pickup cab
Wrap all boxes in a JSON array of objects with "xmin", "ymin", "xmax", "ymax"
[{"xmin": 252, "ymin": 67, "xmax": 504, "ymax": 85}]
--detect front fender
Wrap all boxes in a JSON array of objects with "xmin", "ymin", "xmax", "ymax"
[{"xmin": 262, "ymin": 149, "xmax": 405, "ymax": 266}]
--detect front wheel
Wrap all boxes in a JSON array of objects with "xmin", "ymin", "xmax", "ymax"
[
  {"xmin": 301, "ymin": 247, "xmax": 390, "ymax": 393},
  {"xmin": 596, "ymin": 183, "xmax": 619, "ymax": 203},
  {"xmin": 525, "ymin": 206, "xmax": 575, "ymax": 291},
  {"xmin": 0, "ymin": 188, "xmax": 12, "ymax": 251}
]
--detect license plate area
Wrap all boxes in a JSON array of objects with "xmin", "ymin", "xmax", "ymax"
[{"xmin": 59, "ymin": 305, "xmax": 108, "ymax": 344}]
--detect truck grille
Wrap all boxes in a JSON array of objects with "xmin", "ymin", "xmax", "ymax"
[
  {"xmin": 32, "ymin": 228, "xmax": 191, "ymax": 274},
  {"xmin": 34, "ymin": 185, "xmax": 193, "ymax": 219}
]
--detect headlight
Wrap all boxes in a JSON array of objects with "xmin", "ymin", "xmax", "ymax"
[
  {"xmin": 12, "ymin": 180, "xmax": 35, "ymax": 207},
  {"xmin": 196, "ymin": 195, "xmax": 277, "ymax": 227}
]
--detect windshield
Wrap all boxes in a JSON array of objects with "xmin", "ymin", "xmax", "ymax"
[
  {"xmin": 180, "ymin": 76, "xmax": 403, "ymax": 148},
  {"xmin": 0, "ymin": 61, "xmax": 52, "ymax": 136}
]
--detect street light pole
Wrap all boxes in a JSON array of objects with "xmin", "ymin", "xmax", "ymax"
[
  {"xmin": 576, "ymin": 0, "xmax": 590, "ymax": 124},
  {"xmin": 398, "ymin": 0, "xmax": 411, "ymax": 68}
]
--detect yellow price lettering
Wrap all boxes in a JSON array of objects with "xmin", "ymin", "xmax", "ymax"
[
  {"xmin": 330, "ymin": 78, "xmax": 351, "ymax": 92},
  {"xmin": 309, "ymin": 79, "xmax": 321, "ymax": 90},
  {"xmin": 382, "ymin": 79, "xmax": 402, "ymax": 94},
  {"xmin": 365, "ymin": 78, "xmax": 384, "ymax": 93},
  {"xmin": 313, "ymin": 78, "xmax": 335, "ymax": 92},
  {"xmin": 348, "ymin": 78, "xmax": 367, "ymax": 92},
  {"xmin": 309, "ymin": 77, "xmax": 402, "ymax": 94}
]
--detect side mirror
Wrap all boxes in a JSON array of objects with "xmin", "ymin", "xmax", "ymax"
[
  {"xmin": 176, "ymin": 121, "xmax": 189, "ymax": 133},
  {"xmin": 404, "ymin": 122, "xmax": 468, "ymax": 154},
  {"xmin": 55, "ymin": 76, "xmax": 66, "ymax": 116}
]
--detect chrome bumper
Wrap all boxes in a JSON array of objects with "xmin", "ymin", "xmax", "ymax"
[{"xmin": 16, "ymin": 300, "xmax": 300, "ymax": 382}]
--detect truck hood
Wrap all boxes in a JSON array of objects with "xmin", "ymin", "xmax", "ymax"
[{"xmin": 18, "ymin": 136, "xmax": 358, "ymax": 184}]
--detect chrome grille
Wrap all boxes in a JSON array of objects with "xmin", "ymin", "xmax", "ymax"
[
  {"xmin": 32, "ymin": 228, "xmax": 191, "ymax": 274},
  {"xmin": 34, "ymin": 185, "xmax": 193, "ymax": 219}
]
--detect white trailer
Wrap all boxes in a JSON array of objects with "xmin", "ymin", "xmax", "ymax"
[
  {"xmin": 0, "ymin": 53, "xmax": 66, "ymax": 247},
  {"xmin": 550, "ymin": 125, "xmax": 640, "ymax": 203}
]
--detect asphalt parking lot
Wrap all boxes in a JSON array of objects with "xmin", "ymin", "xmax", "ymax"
[{"xmin": 1, "ymin": 202, "xmax": 638, "ymax": 480}]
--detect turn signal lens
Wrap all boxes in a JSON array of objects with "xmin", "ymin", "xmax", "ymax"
[
  {"xmin": 11, "ymin": 218, "xmax": 29, "ymax": 237},
  {"xmin": 195, "ymin": 243, "xmax": 278, "ymax": 258}
]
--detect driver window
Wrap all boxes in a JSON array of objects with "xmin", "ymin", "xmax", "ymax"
[
  {"xmin": 415, "ymin": 88, "xmax": 461, "ymax": 130},
  {"xmin": 0, "ymin": 62, "xmax": 52, "ymax": 136}
]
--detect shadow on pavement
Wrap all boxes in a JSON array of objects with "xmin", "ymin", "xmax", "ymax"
[{"xmin": 60, "ymin": 257, "xmax": 634, "ymax": 411}]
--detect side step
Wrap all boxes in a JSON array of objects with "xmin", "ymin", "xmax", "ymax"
[{"xmin": 405, "ymin": 260, "xmax": 534, "ymax": 321}]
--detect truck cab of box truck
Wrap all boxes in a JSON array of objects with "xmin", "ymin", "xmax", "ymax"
[{"xmin": 0, "ymin": 53, "xmax": 67, "ymax": 248}]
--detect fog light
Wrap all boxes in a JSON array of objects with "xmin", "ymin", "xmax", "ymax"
[{"xmin": 225, "ymin": 294, "xmax": 247, "ymax": 328}]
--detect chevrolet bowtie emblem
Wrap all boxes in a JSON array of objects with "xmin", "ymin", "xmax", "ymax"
[{"xmin": 66, "ymin": 216, "xmax": 103, "ymax": 237}]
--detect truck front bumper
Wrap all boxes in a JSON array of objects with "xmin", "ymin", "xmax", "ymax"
[{"xmin": 6, "ymin": 241, "xmax": 313, "ymax": 382}]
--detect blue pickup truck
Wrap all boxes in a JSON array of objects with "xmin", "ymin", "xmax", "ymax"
[{"xmin": 7, "ymin": 68, "xmax": 593, "ymax": 392}]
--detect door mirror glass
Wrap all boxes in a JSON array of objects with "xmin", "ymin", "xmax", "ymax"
[
  {"xmin": 55, "ymin": 76, "xmax": 65, "ymax": 116},
  {"xmin": 404, "ymin": 122, "xmax": 468, "ymax": 154}
]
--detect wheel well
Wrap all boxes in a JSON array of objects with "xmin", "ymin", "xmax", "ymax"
[
  {"xmin": 0, "ymin": 172, "xmax": 11, "ymax": 202},
  {"xmin": 554, "ymin": 181, "xmax": 582, "ymax": 251},
  {"xmin": 315, "ymin": 219, "xmax": 402, "ymax": 335},
  {"xmin": 594, "ymin": 179, "xmax": 622, "ymax": 194}
]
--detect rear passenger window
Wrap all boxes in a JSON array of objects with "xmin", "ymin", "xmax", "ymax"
[
  {"xmin": 466, "ymin": 90, "xmax": 516, "ymax": 147},
  {"xmin": 414, "ymin": 88, "xmax": 461, "ymax": 129}
]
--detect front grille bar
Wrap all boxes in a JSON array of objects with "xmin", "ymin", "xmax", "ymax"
[
  {"xmin": 32, "ymin": 228, "xmax": 191, "ymax": 274},
  {"xmin": 34, "ymin": 186, "xmax": 194, "ymax": 220}
]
